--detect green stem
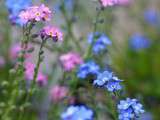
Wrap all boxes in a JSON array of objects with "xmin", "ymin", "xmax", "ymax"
[
  {"xmin": 60, "ymin": 0, "xmax": 81, "ymax": 52},
  {"xmin": 84, "ymin": 6, "xmax": 102, "ymax": 59},
  {"xmin": 32, "ymin": 39, "xmax": 46, "ymax": 86},
  {"xmin": 18, "ymin": 39, "xmax": 46, "ymax": 120}
]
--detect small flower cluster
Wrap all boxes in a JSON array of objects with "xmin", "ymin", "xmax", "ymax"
[
  {"xmin": 5, "ymin": 0, "xmax": 32, "ymax": 25},
  {"xmin": 94, "ymin": 71, "xmax": 122, "ymax": 92},
  {"xmin": 129, "ymin": 33, "xmax": 151, "ymax": 51},
  {"xmin": 40, "ymin": 26, "xmax": 63, "ymax": 41},
  {"xmin": 100, "ymin": 0, "xmax": 130, "ymax": 7},
  {"xmin": 88, "ymin": 32, "xmax": 111, "ymax": 54},
  {"xmin": 77, "ymin": 61, "xmax": 100, "ymax": 79},
  {"xmin": 19, "ymin": 4, "xmax": 52, "ymax": 24},
  {"xmin": 60, "ymin": 52, "xmax": 83, "ymax": 71},
  {"xmin": 118, "ymin": 98, "xmax": 145, "ymax": 120},
  {"xmin": 61, "ymin": 105, "xmax": 94, "ymax": 120},
  {"xmin": 25, "ymin": 62, "xmax": 48, "ymax": 86},
  {"xmin": 144, "ymin": 9, "xmax": 159, "ymax": 26}
]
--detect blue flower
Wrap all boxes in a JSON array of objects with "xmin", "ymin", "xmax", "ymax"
[
  {"xmin": 54, "ymin": 0, "xmax": 74, "ymax": 14},
  {"xmin": 5, "ymin": 0, "xmax": 32, "ymax": 25},
  {"xmin": 118, "ymin": 98, "xmax": 145, "ymax": 120},
  {"xmin": 88, "ymin": 32, "xmax": 111, "ymax": 54},
  {"xmin": 64, "ymin": 0, "xmax": 74, "ymax": 12},
  {"xmin": 61, "ymin": 105, "xmax": 94, "ymax": 120},
  {"xmin": 105, "ymin": 80, "xmax": 122, "ymax": 92},
  {"xmin": 93, "ymin": 71, "xmax": 122, "ymax": 92},
  {"xmin": 144, "ymin": 9, "xmax": 159, "ymax": 26},
  {"xmin": 129, "ymin": 33, "xmax": 151, "ymax": 51},
  {"xmin": 77, "ymin": 61, "xmax": 100, "ymax": 79}
]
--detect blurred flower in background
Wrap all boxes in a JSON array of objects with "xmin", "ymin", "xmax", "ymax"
[
  {"xmin": 77, "ymin": 61, "xmax": 100, "ymax": 79},
  {"xmin": 144, "ymin": 9, "xmax": 159, "ymax": 26},
  {"xmin": 5, "ymin": 0, "xmax": 32, "ymax": 25},
  {"xmin": 0, "ymin": 56, "xmax": 5, "ymax": 68},
  {"xmin": 88, "ymin": 32, "xmax": 111, "ymax": 54},
  {"xmin": 50, "ymin": 85, "xmax": 68, "ymax": 102},
  {"xmin": 54, "ymin": 0, "xmax": 74, "ymax": 15},
  {"xmin": 100, "ymin": 0, "xmax": 130, "ymax": 7},
  {"xmin": 129, "ymin": 33, "xmax": 151, "ymax": 51},
  {"xmin": 25, "ymin": 62, "xmax": 48, "ymax": 86},
  {"xmin": 61, "ymin": 105, "xmax": 94, "ymax": 120},
  {"xmin": 60, "ymin": 52, "xmax": 83, "ymax": 71},
  {"xmin": 36, "ymin": 72, "xmax": 48, "ymax": 86},
  {"xmin": 9, "ymin": 43, "xmax": 32, "ymax": 60}
]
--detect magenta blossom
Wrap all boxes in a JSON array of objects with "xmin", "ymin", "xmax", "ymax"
[
  {"xmin": 50, "ymin": 85, "xmax": 68, "ymax": 102},
  {"xmin": 40, "ymin": 26, "xmax": 63, "ymax": 41},
  {"xmin": 24, "ymin": 62, "xmax": 48, "ymax": 86},
  {"xmin": 60, "ymin": 52, "xmax": 83, "ymax": 71},
  {"xmin": 19, "ymin": 4, "xmax": 52, "ymax": 24},
  {"xmin": 36, "ymin": 72, "xmax": 48, "ymax": 86}
]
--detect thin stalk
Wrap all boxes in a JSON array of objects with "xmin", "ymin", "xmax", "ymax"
[{"xmin": 84, "ymin": 6, "xmax": 102, "ymax": 59}]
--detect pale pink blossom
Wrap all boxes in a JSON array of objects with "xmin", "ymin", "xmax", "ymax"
[
  {"xmin": 24, "ymin": 62, "xmax": 48, "ymax": 86},
  {"xmin": 60, "ymin": 52, "xmax": 83, "ymax": 71},
  {"xmin": 39, "ymin": 4, "xmax": 52, "ymax": 21},
  {"xmin": 10, "ymin": 44, "xmax": 21, "ymax": 59},
  {"xmin": 100, "ymin": 0, "xmax": 130, "ymax": 7},
  {"xmin": 0, "ymin": 56, "xmax": 5, "ymax": 67},
  {"xmin": 25, "ymin": 62, "xmax": 35, "ymax": 80},
  {"xmin": 41, "ymin": 26, "xmax": 63, "ymax": 41},
  {"xmin": 10, "ymin": 43, "xmax": 32, "ymax": 60},
  {"xmin": 50, "ymin": 85, "xmax": 68, "ymax": 102},
  {"xmin": 100, "ymin": 0, "xmax": 116, "ymax": 7},
  {"xmin": 19, "ymin": 4, "xmax": 52, "ymax": 24}
]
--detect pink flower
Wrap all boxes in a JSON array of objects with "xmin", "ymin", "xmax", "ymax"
[
  {"xmin": 100, "ymin": 0, "xmax": 116, "ymax": 7},
  {"xmin": 10, "ymin": 43, "xmax": 32, "ymax": 60},
  {"xmin": 0, "ymin": 56, "xmax": 5, "ymax": 68},
  {"xmin": 19, "ymin": 4, "xmax": 52, "ymax": 24},
  {"xmin": 100, "ymin": 0, "xmax": 130, "ymax": 7},
  {"xmin": 25, "ymin": 62, "xmax": 35, "ymax": 80},
  {"xmin": 39, "ymin": 4, "xmax": 52, "ymax": 21},
  {"xmin": 19, "ymin": 10, "xmax": 31, "ymax": 24},
  {"xmin": 60, "ymin": 52, "xmax": 83, "ymax": 71},
  {"xmin": 36, "ymin": 72, "xmax": 48, "ymax": 86},
  {"xmin": 10, "ymin": 44, "xmax": 21, "ymax": 59},
  {"xmin": 40, "ymin": 26, "xmax": 63, "ymax": 42},
  {"xmin": 50, "ymin": 85, "xmax": 68, "ymax": 102},
  {"xmin": 24, "ymin": 62, "xmax": 48, "ymax": 86}
]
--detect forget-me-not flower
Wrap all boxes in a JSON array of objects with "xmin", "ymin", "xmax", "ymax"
[
  {"xmin": 94, "ymin": 71, "xmax": 122, "ymax": 92},
  {"xmin": 118, "ymin": 98, "xmax": 145, "ymax": 120},
  {"xmin": 61, "ymin": 105, "xmax": 94, "ymax": 120},
  {"xmin": 77, "ymin": 61, "xmax": 100, "ymax": 79},
  {"xmin": 88, "ymin": 32, "xmax": 112, "ymax": 54}
]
